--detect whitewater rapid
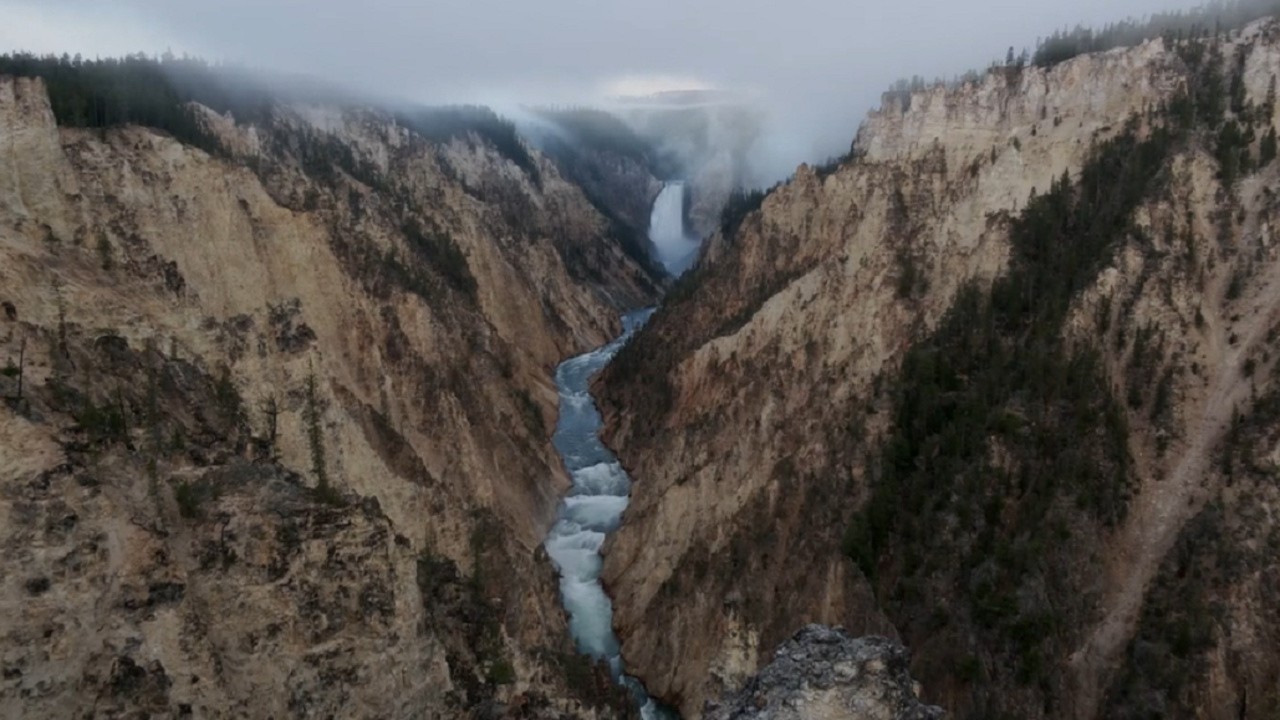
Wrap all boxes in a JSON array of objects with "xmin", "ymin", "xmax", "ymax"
[{"xmin": 543, "ymin": 309, "xmax": 676, "ymax": 719}]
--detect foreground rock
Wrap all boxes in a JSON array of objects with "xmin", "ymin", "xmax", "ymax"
[{"xmin": 705, "ymin": 626, "xmax": 942, "ymax": 720}]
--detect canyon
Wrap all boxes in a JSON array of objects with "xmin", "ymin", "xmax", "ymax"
[{"xmin": 5, "ymin": 9, "xmax": 1280, "ymax": 720}]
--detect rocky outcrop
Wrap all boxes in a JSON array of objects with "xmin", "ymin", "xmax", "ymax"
[
  {"xmin": 0, "ymin": 74, "xmax": 657, "ymax": 718},
  {"xmin": 599, "ymin": 20, "xmax": 1280, "ymax": 720},
  {"xmin": 704, "ymin": 626, "xmax": 942, "ymax": 720}
]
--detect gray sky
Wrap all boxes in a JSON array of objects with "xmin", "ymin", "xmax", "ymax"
[{"xmin": 3, "ymin": 0, "xmax": 1206, "ymax": 179}]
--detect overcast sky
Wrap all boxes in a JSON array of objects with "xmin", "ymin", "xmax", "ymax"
[{"xmin": 3, "ymin": 0, "xmax": 1206, "ymax": 180}]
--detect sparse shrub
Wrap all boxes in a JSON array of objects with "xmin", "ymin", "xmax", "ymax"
[
  {"xmin": 97, "ymin": 235, "xmax": 114, "ymax": 271},
  {"xmin": 1261, "ymin": 126, "xmax": 1278, "ymax": 166},
  {"xmin": 956, "ymin": 655, "xmax": 982, "ymax": 682},
  {"xmin": 719, "ymin": 187, "xmax": 768, "ymax": 238},
  {"xmin": 486, "ymin": 658, "xmax": 516, "ymax": 685},
  {"xmin": 303, "ymin": 366, "xmax": 343, "ymax": 505},
  {"xmin": 895, "ymin": 245, "xmax": 928, "ymax": 299},
  {"xmin": 24, "ymin": 577, "xmax": 51, "ymax": 595},
  {"xmin": 1226, "ymin": 268, "xmax": 1245, "ymax": 300},
  {"xmin": 400, "ymin": 219, "xmax": 477, "ymax": 300},
  {"xmin": 213, "ymin": 366, "xmax": 243, "ymax": 425},
  {"xmin": 77, "ymin": 395, "xmax": 127, "ymax": 443},
  {"xmin": 261, "ymin": 394, "xmax": 279, "ymax": 456},
  {"xmin": 174, "ymin": 479, "xmax": 220, "ymax": 519},
  {"xmin": 514, "ymin": 389, "xmax": 545, "ymax": 438}
]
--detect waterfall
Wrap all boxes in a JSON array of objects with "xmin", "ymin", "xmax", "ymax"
[
  {"xmin": 649, "ymin": 182, "xmax": 697, "ymax": 275},
  {"xmin": 543, "ymin": 309, "xmax": 678, "ymax": 719}
]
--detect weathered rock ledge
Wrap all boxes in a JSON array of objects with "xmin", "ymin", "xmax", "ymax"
[{"xmin": 704, "ymin": 626, "xmax": 943, "ymax": 720}]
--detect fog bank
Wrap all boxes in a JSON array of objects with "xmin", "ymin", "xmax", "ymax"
[{"xmin": 3, "ymin": 0, "xmax": 1209, "ymax": 182}]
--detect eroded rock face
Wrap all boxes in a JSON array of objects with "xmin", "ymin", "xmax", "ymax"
[
  {"xmin": 0, "ymin": 75, "xmax": 657, "ymax": 718},
  {"xmin": 599, "ymin": 20, "xmax": 1280, "ymax": 720},
  {"xmin": 704, "ymin": 626, "xmax": 943, "ymax": 720},
  {"xmin": 597, "ymin": 33, "xmax": 1185, "ymax": 719}
]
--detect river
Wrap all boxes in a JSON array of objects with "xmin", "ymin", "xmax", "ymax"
[{"xmin": 542, "ymin": 308, "xmax": 677, "ymax": 719}]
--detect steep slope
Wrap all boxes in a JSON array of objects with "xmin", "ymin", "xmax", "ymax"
[
  {"xmin": 599, "ymin": 21, "xmax": 1280, "ymax": 720},
  {"xmin": 526, "ymin": 107, "xmax": 669, "ymax": 276},
  {"xmin": 0, "ymin": 74, "xmax": 658, "ymax": 718}
]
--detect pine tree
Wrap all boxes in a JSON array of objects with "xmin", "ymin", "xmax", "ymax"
[
  {"xmin": 1261, "ymin": 126, "xmax": 1278, "ymax": 166},
  {"xmin": 305, "ymin": 368, "xmax": 327, "ymax": 491}
]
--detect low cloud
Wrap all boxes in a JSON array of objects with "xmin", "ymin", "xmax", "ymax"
[{"xmin": 4, "ymin": 0, "xmax": 1208, "ymax": 182}]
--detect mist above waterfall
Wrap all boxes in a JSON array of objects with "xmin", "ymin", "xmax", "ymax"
[{"xmin": 4, "ymin": 0, "xmax": 1210, "ymax": 186}]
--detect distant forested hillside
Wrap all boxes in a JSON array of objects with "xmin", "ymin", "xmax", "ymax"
[
  {"xmin": 1034, "ymin": 0, "xmax": 1280, "ymax": 66},
  {"xmin": 879, "ymin": 0, "xmax": 1280, "ymax": 112},
  {"xmin": 0, "ymin": 53, "xmax": 537, "ymax": 175},
  {"xmin": 535, "ymin": 107, "xmax": 677, "ymax": 177}
]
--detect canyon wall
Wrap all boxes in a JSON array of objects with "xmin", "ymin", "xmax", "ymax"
[
  {"xmin": 0, "ymin": 75, "xmax": 658, "ymax": 718},
  {"xmin": 600, "ymin": 22, "xmax": 1280, "ymax": 720}
]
